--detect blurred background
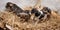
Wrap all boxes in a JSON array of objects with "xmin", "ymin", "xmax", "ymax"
[{"xmin": 0, "ymin": 0, "xmax": 60, "ymax": 14}]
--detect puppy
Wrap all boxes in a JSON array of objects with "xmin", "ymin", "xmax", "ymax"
[
  {"xmin": 31, "ymin": 7, "xmax": 51, "ymax": 22},
  {"xmin": 31, "ymin": 8, "xmax": 48, "ymax": 21},
  {"xmin": 5, "ymin": 2, "xmax": 32, "ymax": 22},
  {"xmin": 35, "ymin": 11, "xmax": 47, "ymax": 20},
  {"xmin": 5, "ymin": 2, "xmax": 23, "ymax": 14}
]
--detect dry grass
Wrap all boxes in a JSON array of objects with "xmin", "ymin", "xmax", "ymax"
[{"xmin": 0, "ymin": 11, "xmax": 60, "ymax": 30}]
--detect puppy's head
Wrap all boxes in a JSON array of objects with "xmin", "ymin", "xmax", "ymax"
[
  {"xmin": 6, "ymin": 2, "xmax": 19, "ymax": 12},
  {"xmin": 5, "ymin": 2, "xmax": 14, "ymax": 12},
  {"xmin": 42, "ymin": 7, "xmax": 51, "ymax": 14},
  {"xmin": 6, "ymin": 2, "xmax": 14, "ymax": 9}
]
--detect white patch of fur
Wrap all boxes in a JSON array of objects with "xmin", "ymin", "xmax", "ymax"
[{"xmin": 39, "ymin": 11, "xmax": 43, "ymax": 14}]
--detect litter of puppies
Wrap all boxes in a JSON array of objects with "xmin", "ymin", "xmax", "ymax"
[
  {"xmin": 0, "ymin": 2, "xmax": 59, "ymax": 30},
  {"xmin": 5, "ymin": 2, "xmax": 52, "ymax": 22}
]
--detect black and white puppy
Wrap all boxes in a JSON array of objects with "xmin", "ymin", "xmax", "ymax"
[
  {"xmin": 5, "ymin": 2, "xmax": 31, "ymax": 16},
  {"xmin": 31, "ymin": 8, "xmax": 46, "ymax": 20},
  {"xmin": 5, "ymin": 2, "xmax": 31, "ymax": 21}
]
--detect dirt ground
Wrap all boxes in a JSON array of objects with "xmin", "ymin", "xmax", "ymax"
[{"xmin": 0, "ymin": 11, "xmax": 60, "ymax": 30}]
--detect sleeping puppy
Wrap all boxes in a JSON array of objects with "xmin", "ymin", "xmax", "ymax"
[
  {"xmin": 35, "ymin": 11, "xmax": 47, "ymax": 20},
  {"xmin": 5, "ymin": 2, "xmax": 32, "ymax": 22},
  {"xmin": 31, "ymin": 8, "xmax": 48, "ymax": 22},
  {"xmin": 5, "ymin": 2, "xmax": 23, "ymax": 14},
  {"xmin": 31, "ymin": 8, "xmax": 50, "ymax": 22}
]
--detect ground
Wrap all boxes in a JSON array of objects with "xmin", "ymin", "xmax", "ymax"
[{"xmin": 0, "ymin": 11, "xmax": 60, "ymax": 30}]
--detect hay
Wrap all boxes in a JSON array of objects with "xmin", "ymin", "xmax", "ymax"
[{"xmin": 0, "ymin": 11, "xmax": 60, "ymax": 30}]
